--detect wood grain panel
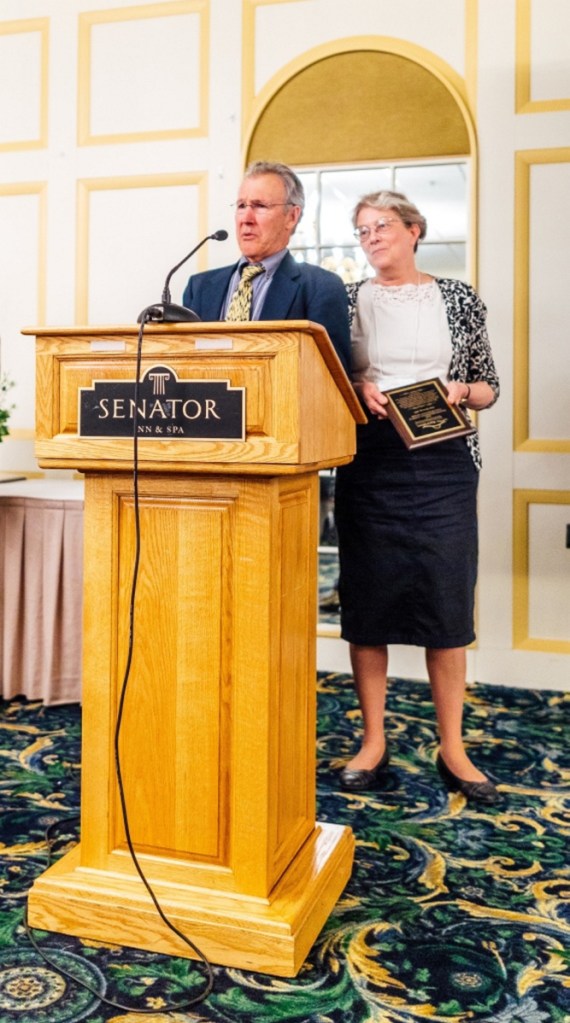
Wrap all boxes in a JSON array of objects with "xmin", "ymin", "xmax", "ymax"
[{"xmin": 112, "ymin": 490, "xmax": 235, "ymax": 862}]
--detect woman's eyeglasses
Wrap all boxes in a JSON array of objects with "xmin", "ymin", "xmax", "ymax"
[{"xmin": 353, "ymin": 218, "xmax": 400, "ymax": 240}]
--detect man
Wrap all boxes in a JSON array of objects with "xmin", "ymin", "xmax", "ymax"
[{"xmin": 182, "ymin": 161, "xmax": 351, "ymax": 373}]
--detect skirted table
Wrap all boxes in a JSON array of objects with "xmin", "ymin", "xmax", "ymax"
[{"xmin": 0, "ymin": 478, "xmax": 84, "ymax": 705}]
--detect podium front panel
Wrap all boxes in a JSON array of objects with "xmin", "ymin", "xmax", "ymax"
[{"xmin": 79, "ymin": 472, "xmax": 318, "ymax": 899}]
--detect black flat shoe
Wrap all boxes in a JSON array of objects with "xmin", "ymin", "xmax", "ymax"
[
  {"xmin": 339, "ymin": 746, "xmax": 390, "ymax": 791},
  {"xmin": 436, "ymin": 752, "xmax": 500, "ymax": 806}
]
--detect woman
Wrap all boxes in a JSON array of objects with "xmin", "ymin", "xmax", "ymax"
[{"xmin": 335, "ymin": 190, "xmax": 500, "ymax": 805}]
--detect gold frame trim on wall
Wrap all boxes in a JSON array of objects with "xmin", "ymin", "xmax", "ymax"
[
  {"xmin": 0, "ymin": 18, "xmax": 49, "ymax": 152},
  {"xmin": 75, "ymin": 172, "xmax": 208, "ymax": 323},
  {"xmin": 241, "ymin": 0, "xmax": 308, "ymax": 128},
  {"xmin": 514, "ymin": 148, "xmax": 570, "ymax": 453},
  {"xmin": 242, "ymin": 1, "xmax": 476, "ymax": 129},
  {"xmin": 241, "ymin": 33, "xmax": 478, "ymax": 286},
  {"xmin": 0, "ymin": 181, "xmax": 48, "ymax": 325},
  {"xmin": 464, "ymin": 0, "xmax": 479, "ymax": 114},
  {"xmin": 516, "ymin": 0, "xmax": 570, "ymax": 113},
  {"xmin": 1, "ymin": 181, "xmax": 47, "ymax": 444},
  {"xmin": 77, "ymin": 1, "xmax": 209, "ymax": 146},
  {"xmin": 513, "ymin": 489, "xmax": 570, "ymax": 653},
  {"xmin": 242, "ymin": 34, "xmax": 475, "ymax": 150}
]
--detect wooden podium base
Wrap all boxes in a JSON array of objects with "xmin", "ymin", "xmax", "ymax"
[{"xmin": 28, "ymin": 822, "xmax": 354, "ymax": 977}]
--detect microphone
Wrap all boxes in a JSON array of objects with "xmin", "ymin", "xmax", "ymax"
[{"xmin": 138, "ymin": 229, "xmax": 229, "ymax": 323}]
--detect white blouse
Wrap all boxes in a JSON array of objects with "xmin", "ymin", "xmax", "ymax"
[{"xmin": 351, "ymin": 278, "xmax": 453, "ymax": 391}]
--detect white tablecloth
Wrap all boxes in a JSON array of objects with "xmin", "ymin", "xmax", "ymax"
[{"xmin": 0, "ymin": 479, "xmax": 84, "ymax": 705}]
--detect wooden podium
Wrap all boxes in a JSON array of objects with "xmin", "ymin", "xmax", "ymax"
[{"xmin": 24, "ymin": 320, "xmax": 365, "ymax": 977}]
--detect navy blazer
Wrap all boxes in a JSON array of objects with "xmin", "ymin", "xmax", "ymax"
[{"xmin": 182, "ymin": 251, "xmax": 351, "ymax": 374}]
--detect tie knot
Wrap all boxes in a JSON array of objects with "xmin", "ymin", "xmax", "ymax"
[
  {"xmin": 225, "ymin": 262, "xmax": 266, "ymax": 322},
  {"xmin": 240, "ymin": 263, "xmax": 265, "ymax": 282}
]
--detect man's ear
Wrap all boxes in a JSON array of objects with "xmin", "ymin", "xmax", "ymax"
[{"xmin": 288, "ymin": 204, "xmax": 303, "ymax": 236}]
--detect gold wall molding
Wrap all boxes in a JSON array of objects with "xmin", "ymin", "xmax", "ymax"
[
  {"xmin": 246, "ymin": 49, "xmax": 472, "ymax": 165},
  {"xmin": 241, "ymin": 1, "xmax": 475, "ymax": 139},
  {"xmin": 514, "ymin": 148, "xmax": 570, "ymax": 453},
  {"xmin": 0, "ymin": 18, "xmax": 49, "ymax": 151},
  {"xmin": 77, "ymin": 1, "xmax": 209, "ymax": 146},
  {"xmin": 242, "ymin": 34, "xmax": 475, "ymax": 157},
  {"xmin": 242, "ymin": 32, "xmax": 477, "ymax": 284},
  {"xmin": 516, "ymin": 0, "xmax": 570, "ymax": 113},
  {"xmin": 75, "ymin": 172, "xmax": 207, "ymax": 322},
  {"xmin": 513, "ymin": 489, "xmax": 570, "ymax": 653},
  {"xmin": 464, "ymin": 0, "xmax": 479, "ymax": 113},
  {"xmin": 242, "ymin": 0, "xmax": 309, "ymax": 129},
  {"xmin": 0, "ymin": 181, "xmax": 47, "ymax": 325}
]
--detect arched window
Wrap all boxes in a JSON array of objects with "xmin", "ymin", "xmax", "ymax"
[{"xmin": 246, "ymin": 44, "xmax": 475, "ymax": 283}]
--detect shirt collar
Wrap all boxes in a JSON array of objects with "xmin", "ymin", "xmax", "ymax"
[{"xmin": 237, "ymin": 248, "xmax": 288, "ymax": 278}]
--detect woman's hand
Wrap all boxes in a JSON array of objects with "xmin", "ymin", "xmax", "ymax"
[
  {"xmin": 446, "ymin": 381, "xmax": 495, "ymax": 410},
  {"xmin": 354, "ymin": 380, "xmax": 389, "ymax": 418},
  {"xmin": 446, "ymin": 381, "xmax": 470, "ymax": 407}
]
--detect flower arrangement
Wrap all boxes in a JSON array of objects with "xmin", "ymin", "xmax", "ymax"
[
  {"xmin": 0, "ymin": 373, "xmax": 15, "ymax": 441},
  {"xmin": 320, "ymin": 254, "xmax": 368, "ymax": 284}
]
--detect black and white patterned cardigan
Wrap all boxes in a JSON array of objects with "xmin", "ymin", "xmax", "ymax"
[{"xmin": 346, "ymin": 277, "xmax": 500, "ymax": 470}]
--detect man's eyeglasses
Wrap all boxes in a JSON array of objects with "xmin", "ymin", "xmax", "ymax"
[
  {"xmin": 353, "ymin": 218, "xmax": 399, "ymax": 240},
  {"xmin": 232, "ymin": 201, "xmax": 295, "ymax": 214}
]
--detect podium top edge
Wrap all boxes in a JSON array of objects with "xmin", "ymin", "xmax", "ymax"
[{"xmin": 22, "ymin": 320, "xmax": 324, "ymax": 337}]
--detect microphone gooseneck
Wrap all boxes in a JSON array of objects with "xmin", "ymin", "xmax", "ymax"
[{"xmin": 138, "ymin": 230, "xmax": 228, "ymax": 324}]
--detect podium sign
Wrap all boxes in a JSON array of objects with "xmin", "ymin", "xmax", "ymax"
[{"xmin": 79, "ymin": 364, "xmax": 246, "ymax": 440}]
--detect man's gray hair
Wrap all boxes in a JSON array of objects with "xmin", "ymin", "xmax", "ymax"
[{"xmin": 243, "ymin": 161, "xmax": 305, "ymax": 214}]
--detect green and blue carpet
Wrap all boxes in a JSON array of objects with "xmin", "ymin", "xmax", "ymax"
[{"xmin": 0, "ymin": 674, "xmax": 569, "ymax": 1022}]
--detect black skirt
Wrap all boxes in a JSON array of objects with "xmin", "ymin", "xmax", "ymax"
[{"xmin": 335, "ymin": 417, "xmax": 479, "ymax": 649}]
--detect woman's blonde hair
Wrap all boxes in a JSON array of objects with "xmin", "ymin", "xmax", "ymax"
[{"xmin": 352, "ymin": 190, "xmax": 427, "ymax": 250}]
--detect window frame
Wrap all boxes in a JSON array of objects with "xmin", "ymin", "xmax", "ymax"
[{"xmin": 291, "ymin": 157, "xmax": 471, "ymax": 283}]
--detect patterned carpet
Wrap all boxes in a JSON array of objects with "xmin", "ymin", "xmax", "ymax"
[{"xmin": 0, "ymin": 675, "xmax": 569, "ymax": 1023}]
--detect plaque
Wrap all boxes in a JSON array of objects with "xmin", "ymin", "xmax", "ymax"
[{"xmin": 383, "ymin": 377, "xmax": 476, "ymax": 449}]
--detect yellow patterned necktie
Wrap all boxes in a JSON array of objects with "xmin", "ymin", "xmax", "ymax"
[{"xmin": 225, "ymin": 263, "xmax": 266, "ymax": 321}]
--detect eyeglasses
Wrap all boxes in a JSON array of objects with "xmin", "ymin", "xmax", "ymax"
[
  {"xmin": 353, "ymin": 218, "xmax": 400, "ymax": 240},
  {"xmin": 232, "ymin": 201, "xmax": 295, "ymax": 214}
]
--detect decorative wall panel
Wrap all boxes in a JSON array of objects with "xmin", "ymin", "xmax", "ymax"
[
  {"xmin": 0, "ymin": 19, "xmax": 48, "ymax": 150},
  {"xmin": 78, "ymin": 1, "xmax": 209, "ymax": 144},
  {"xmin": 0, "ymin": 185, "xmax": 46, "ymax": 428},
  {"xmin": 514, "ymin": 149, "xmax": 570, "ymax": 452},
  {"xmin": 244, "ymin": 0, "xmax": 465, "ymax": 113},
  {"xmin": 513, "ymin": 490, "xmax": 570, "ymax": 653},
  {"xmin": 76, "ymin": 174, "xmax": 207, "ymax": 323},
  {"xmin": 516, "ymin": 0, "xmax": 570, "ymax": 112}
]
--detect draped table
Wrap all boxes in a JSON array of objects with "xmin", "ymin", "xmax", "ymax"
[{"xmin": 0, "ymin": 479, "xmax": 84, "ymax": 704}]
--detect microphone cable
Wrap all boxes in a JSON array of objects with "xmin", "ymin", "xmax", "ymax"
[{"xmin": 23, "ymin": 310, "xmax": 215, "ymax": 1014}]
